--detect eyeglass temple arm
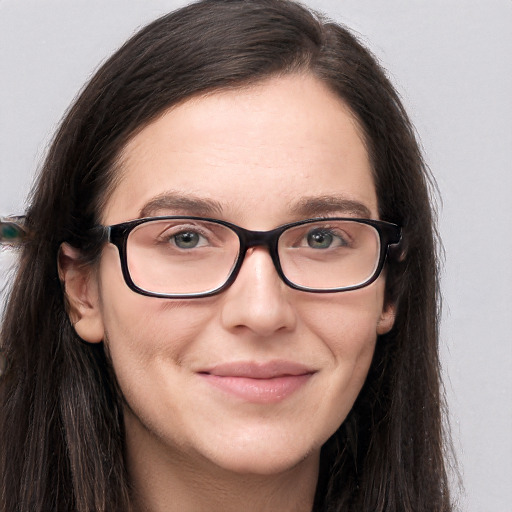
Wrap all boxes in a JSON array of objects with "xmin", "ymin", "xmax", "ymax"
[{"xmin": 386, "ymin": 231, "xmax": 405, "ymax": 262}]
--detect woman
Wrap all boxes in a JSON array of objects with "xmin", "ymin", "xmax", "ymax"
[{"xmin": 0, "ymin": 0, "xmax": 452, "ymax": 510}]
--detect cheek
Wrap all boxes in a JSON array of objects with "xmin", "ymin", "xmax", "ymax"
[
  {"xmin": 300, "ymin": 285, "xmax": 386, "ymax": 430},
  {"xmin": 102, "ymin": 297, "xmax": 215, "ymax": 370},
  {"xmin": 101, "ymin": 297, "xmax": 220, "ymax": 439},
  {"xmin": 97, "ymin": 248, "xmax": 215, "ymax": 387},
  {"xmin": 299, "ymin": 280, "xmax": 386, "ymax": 360}
]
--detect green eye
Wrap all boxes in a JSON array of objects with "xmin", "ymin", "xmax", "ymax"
[
  {"xmin": 307, "ymin": 230, "xmax": 333, "ymax": 249},
  {"xmin": 174, "ymin": 231, "xmax": 201, "ymax": 249}
]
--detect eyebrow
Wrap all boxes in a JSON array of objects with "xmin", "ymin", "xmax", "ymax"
[
  {"xmin": 139, "ymin": 192, "xmax": 224, "ymax": 218},
  {"xmin": 138, "ymin": 192, "xmax": 372, "ymax": 220},
  {"xmin": 289, "ymin": 195, "xmax": 373, "ymax": 218}
]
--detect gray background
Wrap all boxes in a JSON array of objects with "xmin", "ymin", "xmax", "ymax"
[{"xmin": 1, "ymin": 1, "xmax": 511, "ymax": 510}]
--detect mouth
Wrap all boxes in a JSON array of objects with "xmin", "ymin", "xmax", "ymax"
[{"xmin": 197, "ymin": 361, "xmax": 316, "ymax": 403}]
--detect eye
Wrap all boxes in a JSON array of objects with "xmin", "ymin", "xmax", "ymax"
[
  {"xmin": 306, "ymin": 228, "xmax": 348, "ymax": 249},
  {"xmin": 170, "ymin": 230, "xmax": 208, "ymax": 249}
]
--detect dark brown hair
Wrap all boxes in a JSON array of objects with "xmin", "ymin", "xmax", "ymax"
[{"xmin": 0, "ymin": 1, "xmax": 452, "ymax": 510}]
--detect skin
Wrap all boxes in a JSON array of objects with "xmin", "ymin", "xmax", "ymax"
[{"xmin": 60, "ymin": 74, "xmax": 395, "ymax": 512}]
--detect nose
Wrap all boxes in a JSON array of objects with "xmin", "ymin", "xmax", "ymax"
[{"xmin": 220, "ymin": 247, "xmax": 297, "ymax": 337}]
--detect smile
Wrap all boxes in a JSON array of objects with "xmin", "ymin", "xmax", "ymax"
[{"xmin": 198, "ymin": 361, "xmax": 316, "ymax": 403}]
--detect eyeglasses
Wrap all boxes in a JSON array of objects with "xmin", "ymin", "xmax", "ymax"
[{"xmin": 97, "ymin": 216, "xmax": 401, "ymax": 298}]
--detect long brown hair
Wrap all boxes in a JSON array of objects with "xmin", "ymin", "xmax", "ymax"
[{"xmin": 1, "ymin": 1, "xmax": 452, "ymax": 510}]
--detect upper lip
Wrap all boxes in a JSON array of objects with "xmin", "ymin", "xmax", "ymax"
[{"xmin": 199, "ymin": 361, "xmax": 316, "ymax": 379}]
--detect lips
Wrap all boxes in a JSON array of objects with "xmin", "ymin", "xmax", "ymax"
[{"xmin": 197, "ymin": 361, "xmax": 316, "ymax": 403}]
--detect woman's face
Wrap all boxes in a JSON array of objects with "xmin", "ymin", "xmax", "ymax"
[{"xmin": 68, "ymin": 74, "xmax": 395, "ymax": 476}]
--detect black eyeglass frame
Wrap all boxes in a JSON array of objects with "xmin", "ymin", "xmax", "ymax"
[{"xmin": 96, "ymin": 216, "xmax": 402, "ymax": 298}]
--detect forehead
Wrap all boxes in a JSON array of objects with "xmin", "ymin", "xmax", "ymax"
[{"xmin": 103, "ymin": 74, "xmax": 377, "ymax": 226}]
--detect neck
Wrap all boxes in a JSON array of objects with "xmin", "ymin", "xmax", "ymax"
[{"xmin": 124, "ymin": 410, "xmax": 320, "ymax": 512}]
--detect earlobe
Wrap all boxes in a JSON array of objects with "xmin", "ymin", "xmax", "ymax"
[
  {"xmin": 58, "ymin": 243, "xmax": 105, "ymax": 343},
  {"xmin": 376, "ymin": 302, "xmax": 396, "ymax": 335}
]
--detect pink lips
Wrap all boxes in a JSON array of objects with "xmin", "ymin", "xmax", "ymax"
[{"xmin": 198, "ymin": 361, "xmax": 315, "ymax": 403}]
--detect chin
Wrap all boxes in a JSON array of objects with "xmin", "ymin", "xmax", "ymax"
[
  {"xmin": 200, "ymin": 429, "xmax": 323, "ymax": 476},
  {"xmin": 213, "ymin": 452, "xmax": 316, "ymax": 477}
]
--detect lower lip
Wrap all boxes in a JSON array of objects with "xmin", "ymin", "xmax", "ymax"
[{"xmin": 199, "ymin": 373, "xmax": 312, "ymax": 403}]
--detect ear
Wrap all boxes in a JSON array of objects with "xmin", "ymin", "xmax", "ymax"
[
  {"xmin": 376, "ymin": 301, "xmax": 396, "ymax": 335},
  {"xmin": 58, "ymin": 243, "xmax": 104, "ymax": 343}
]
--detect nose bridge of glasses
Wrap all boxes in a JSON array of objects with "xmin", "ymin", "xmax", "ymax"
[
  {"xmin": 240, "ymin": 227, "xmax": 279, "ymax": 250},
  {"xmin": 235, "ymin": 226, "xmax": 283, "ymax": 279}
]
